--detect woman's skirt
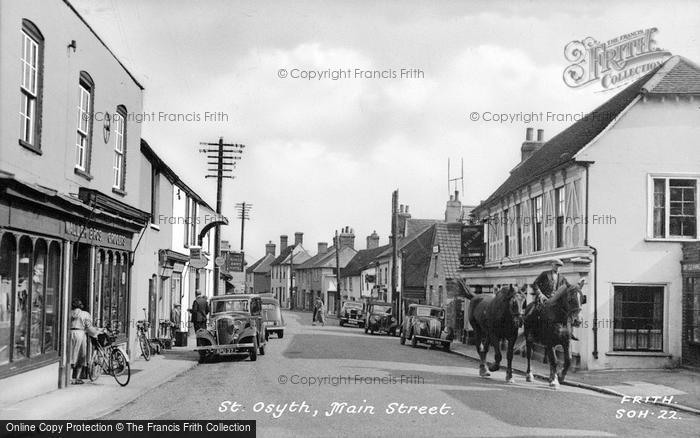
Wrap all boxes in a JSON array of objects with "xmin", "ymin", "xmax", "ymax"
[{"xmin": 70, "ymin": 330, "xmax": 87, "ymax": 367}]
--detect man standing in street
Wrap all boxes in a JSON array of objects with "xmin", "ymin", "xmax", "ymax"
[{"xmin": 190, "ymin": 290, "xmax": 209, "ymax": 332}]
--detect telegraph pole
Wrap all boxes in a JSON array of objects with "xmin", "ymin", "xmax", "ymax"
[
  {"xmin": 200, "ymin": 137, "xmax": 245, "ymax": 296},
  {"xmin": 335, "ymin": 229, "xmax": 341, "ymax": 317},
  {"xmin": 235, "ymin": 202, "xmax": 252, "ymax": 251},
  {"xmin": 391, "ymin": 190, "xmax": 399, "ymax": 323}
]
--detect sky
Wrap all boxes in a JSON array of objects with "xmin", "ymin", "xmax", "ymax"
[{"xmin": 72, "ymin": 0, "xmax": 700, "ymax": 263}]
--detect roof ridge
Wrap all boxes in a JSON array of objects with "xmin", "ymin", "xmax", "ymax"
[{"xmin": 642, "ymin": 55, "xmax": 680, "ymax": 93}]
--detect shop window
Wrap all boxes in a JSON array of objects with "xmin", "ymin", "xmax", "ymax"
[
  {"xmin": 29, "ymin": 239, "xmax": 46, "ymax": 357},
  {"xmin": 0, "ymin": 234, "xmax": 17, "ymax": 366},
  {"xmin": 98, "ymin": 250, "xmax": 128, "ymax": 337},
  {"xmin": 613, "ymin": 285, "xmax": 664, "ymax": 351},
  {"xmin": 45, "ymin": 242, "xmax": 60, "ymax": 352},
  {"xmin": 686, "ymin": 277, "xmax": 700, "ymax": 344},
  {"xmin": 15, "ymin": 236, "xmax": 33, "ymax": 361}
]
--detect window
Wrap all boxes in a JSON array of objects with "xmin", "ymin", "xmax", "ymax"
[
  {"xmin": 532, "ymin": 196, "xmax": 543, "ymax": 252},
  {"xmin": 503, "ymin": 209, "xmax": 510, "ymax": 257},
  {"xmin": 613, "ymin": 285, "xmax": 663, "ymax": 351},
  {"xmin": 0, "ymin": 233, "xmax": 60, "ymax": 371},
  {"xmin": 516, "ymin": 203, "xmax": 523, "ymax": 255},
  {"xmin": 189, "ymin": 200, "xmax": 198, "ymax": 246},
  {"xmin": 75, "ymin": 72, "xmax": 94, "ymax": 172},
  {"xmin": 556, "ymin": 187, "xmax": 565, "ymax": 248},
  {"xmin": 438, "ymin": 285, "xmax": 444, "ymax": 307},
  {"xmin": 651, "ymin": 177, "xmax": 698, "ymax": 239},
  {"xmin": 686, "ymin": 277, "xmax": 700, "ymax": 344},
  {"xmin": 184, "ymin": 195, "xmax": 190, "ymax": 247},
  {"xmin": 150, "ymin": 167, "xmax": 160, "ymax": 224},
  {"xmin": 19, "ymin": 20, "xmax": 44, "ymax": 150},
  {"xmin": 112, "ymin": 106, "xmax": 127, "ymax": 190}
]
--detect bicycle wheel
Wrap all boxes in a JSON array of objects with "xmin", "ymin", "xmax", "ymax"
[
  {"xmin": 88, "ymin": 349, "xmax": 103, "ymax": 382},
  {"xmin": 139, "ymin": 333, "xmax": 151, "ymax": 361},
  {"xmin": 110, "ymin": 348, "xmax": 131, "ymax": 387}
]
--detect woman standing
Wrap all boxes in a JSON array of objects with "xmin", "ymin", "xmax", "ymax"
[
  {"xmin": 317, "ymin": 299, "xmax": 326, "ymax": 327},
  {"xmin": 70, "ymin": 298, "xmax": 93, "ymax": 384}
]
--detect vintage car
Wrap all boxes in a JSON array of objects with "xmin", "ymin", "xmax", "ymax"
[
  {"xmin": 193, "ymin": 294, "xmax": 267, "ymax": 363},
  {"xmin": 364, "ymin": 301, "xmax": 398, "ymax": 336},
  {"xmin": 339, "ymin": 301, "xmax": 365, "ymax": 327},
  {"xmin": 261, "ymin": 297, "xmax": 285, "ymax": 340},
  {"xmin": 400, "ymin": 304, "xmax": 453, "ymax": 351}
]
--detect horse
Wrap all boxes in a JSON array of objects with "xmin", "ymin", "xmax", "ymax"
[
  {"xmin": 524, "ymin": 279, "xmax": 586, "ymax": 388},
  {"xmin": 467, "ymin": 285, "xmax": 527, "ymax": 383}
]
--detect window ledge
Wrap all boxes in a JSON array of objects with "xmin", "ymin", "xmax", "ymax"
[
  {"xmin": 112, "ymin": 187, "xmax": 127, "ymax": 197},
  {"xmin": 645, "ymin": 238, "xmax": 699, "ymax": 243},
  {"xmin": 605, "ymin": 351, "xmax": 671, "ymax": 357},
  {"xmin": 74, "ymin": 167, "xmax": 93, "ymax": 181},
  {"xmin": 18, "ymin": 139, "xmax": 42, "ymax": 155}
]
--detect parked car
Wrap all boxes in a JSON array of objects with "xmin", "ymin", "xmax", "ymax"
[
  {"xmin": 400, "ymin": 304, "xmax": 453, "ymax": 351},
  {"xmin": 193, "ymin": 294, "xmax": 267, "ymax": 363},
  {"xmin": 364, "ymin": 301, "xmax": 398, "ymax": 336},
  {"xmin": 339, "ymin": 301, "xmax": 365, "ymax": 327},
  {"xmin": 261, "ymin": 297, "xmax": 285, "ymax": 340}
]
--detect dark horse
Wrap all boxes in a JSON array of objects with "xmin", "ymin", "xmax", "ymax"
[
  {"xmin": 524, "ymin": 279, "xmax": 586, "ymax": 388},
  {"xmin": 467, "ymin": 285, "xmax": 526, "ymax": 383}
]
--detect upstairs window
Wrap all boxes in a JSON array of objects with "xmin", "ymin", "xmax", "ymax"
[
  {"xmin": 532, "ymin": 195, "xmax": 543, "ymax": 251},
  {"xmin": 112, "ymin": 106, "xmax": 127, "ymax": 191},
  {"xmin": 75, "ymin": 72, "xmax": 94, "ymax": 172},
  {"xmin": 515, "ymin": 203, "xmax": 523, "ymax": 255},
  {"xmin": 150, "ymin": 167, "xmax": 160, "ymax": 224},
  {"xmin": 19, "ymin": 20, "xmax": 44, "ymax": 151},
  {"xmin": 650, "ymin": 177, "xmax": 698, "ymax": 239},
  {"xmin": 555, "ymin": 187, "xmax": 565, "ymax": 248}
]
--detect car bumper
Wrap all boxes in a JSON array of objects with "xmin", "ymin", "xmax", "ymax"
[{"xmin": 341, "ymin": 318, "xmax": 363, "ymax": 324}]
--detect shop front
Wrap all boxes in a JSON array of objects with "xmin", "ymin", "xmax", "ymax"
[
  {"xmin": 682, "ymin": 242, "xmax": 700, "ymax": 368},
  {"xmin": 0, "ymin": 175, "xmax": 146, "ymax": 404}
]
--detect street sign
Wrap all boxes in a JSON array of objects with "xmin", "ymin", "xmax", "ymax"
[
  {"xmin": 460, "ymin": 224, "xmax": 485, "ymax": 268},
  {"xmin": 189, "ymin": 246, "xmax": 202, "ymax": 260},
  {"xmin": 226, "ymin": 251, "xmax": 245, "ymax": 272},
  {"xmin": 215, "ymin": 256, "xmax": 226, "ymax": 267}
]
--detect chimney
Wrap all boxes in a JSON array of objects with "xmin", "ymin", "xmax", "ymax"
[
  {"xmin": 397, "ymin": 204, "xmax": 412, "ymax": 239},
  {"xmin": 445, "ymin": 190, "xmax": 462, "ymax": 223},
  {"xmin": 366, "ymin": 231, "xmax": 380, "ymax": 249},
  {"xmin": 338, "ymin": 226, "xmax": 355, "ymax": 249},
  {"xmin": 317, "ymin": 242, "xmax": 328, "ymax": 254},
  {"xmin": 294, "ymin": 232, "xmax": 303, "ymax": 246},
  {"xmin": 521, "ymin": 127, "xmax": 544, "ymax": 162},
  {"xmin": 265, "ymin": 241, "xmax": 276, "ymax": 256},
  {"xmin": 280, "ymin": 235, "xmax": 288, "ymax": 252}
]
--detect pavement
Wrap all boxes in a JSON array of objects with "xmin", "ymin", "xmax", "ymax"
[
  {"xmin": 0, "ymin": 337, "xmax": 200, "ymax": 420},
  {"xmin": 449, "ymin": 341, "xmax": 700, "ymax": 415}
]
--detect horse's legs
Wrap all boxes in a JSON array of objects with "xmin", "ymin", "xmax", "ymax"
[
  {"xmin": 488, "ymin": 335, "xmax": 501, "ymax": 372},
  {"xmin": 476, "ymin": 330, "xmax": 490, "ymax": 377},
  {"xmin": 547, "ymin": 346, "xmax": 559, "ymax": 388},
  {"xmin": 525, "ymin": 331, "xmax": 534, "ymax": 382},
  {"xmin": 505, "ymin": 335, "xmax": 515, "ymax": 383},
  {"xmin": 559, "ymin": 340, "xmax": 571, "ymax": 383}
]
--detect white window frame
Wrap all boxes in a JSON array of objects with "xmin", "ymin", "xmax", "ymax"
[
  {"xmin": 113, "ymin": 111, "xmax": 125, "ymax": 189},
  {"xmin": 20, "ymin": 30, "xmax": 39, "ymax": 145},
  {"xmin": 610, "ymin": 282, "xmax": 668, "ymax": 353},
  {"xmin": 75, "ymin": 83, "xmax": 91, "ymax": 170},
  {"xmin": 647, "ymin": 174, "xmax": 699, "ymax": 241}
]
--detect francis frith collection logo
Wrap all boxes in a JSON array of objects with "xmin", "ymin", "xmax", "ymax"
[{"xmin": 563, "ymin": 28, "xmax": 671, "ymax": 90}]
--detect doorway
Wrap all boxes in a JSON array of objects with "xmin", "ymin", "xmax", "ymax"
[{"xmin": 71, "ymin": 243, "xmax": 91, "ymax": 313}]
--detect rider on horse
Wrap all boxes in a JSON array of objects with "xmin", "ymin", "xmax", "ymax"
[{"xmin": 523, "ymin": 259, "xmax": 578, "ymax": 340}]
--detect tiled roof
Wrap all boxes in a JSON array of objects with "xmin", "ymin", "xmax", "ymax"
[
  {"xmin": 246, "ymin": 253, "xmax": 275, "ymax": 274},
  {"xmin": 402, "ymin": 226, "xmax": 435, "ymax": 290},
  {"xmin": 434, "ymin": 222, "xmax": 463, "ymax": 278},
  {"xmin": 296, "ymin": 247, "xmax": 333, "ymax": 270},
  {"xmin": 477, "ymin": 56, "xmax": 700, "ymax": 211},
  {"xmin": 297, "ymin": 246, "xmax": 357, "ymax": 270},
  {"xmin": 341, "ymin": 244, "xmax": 392, "ymax": 278},
  {"xmin": 270, "ymin": 245, "xmax": 307, "ymax": 266},
  {"xmin": 405, "ymin": 218, "xmax": 440, "ymax": 236}
]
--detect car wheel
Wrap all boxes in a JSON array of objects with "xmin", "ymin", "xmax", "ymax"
[
  {"xmin": 278, "ymin": 331, "xmax": 284, "ymax": 339},
  {"xmin": 339, "ymin": 321, "xmax": 344, "ymax": 327},
  {"xmin": 411, "ymin": 334, "xmax": 418, "ymax": 348},
  {"xmin": 443, "ymin": 342, "xmax": 451, "ymax": 352},
  {"xmin": 250, "ymin": 340, "xmax": 258, "ymax": 362},
  {"xmin": 198, "ymin": 350, "xmax": 210, "ymax": 364}
]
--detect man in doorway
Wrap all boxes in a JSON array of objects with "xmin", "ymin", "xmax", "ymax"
[
  {"xmin": 190, "ymin": 290, "xmax": 209, "ymax": 332},
  {"xmin": 170, "ymin": 303, "xmax": 182, "ymax": 340}
]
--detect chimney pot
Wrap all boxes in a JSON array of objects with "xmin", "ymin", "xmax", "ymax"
[
  {"xmin": 280, "ymin": 235, "xmax": 288, "ymax": 251},
  {"xmin": 537, "ymin": 129, "xmax": 544, "ymax": 142},
  {"xmin": 294, "ymin": 232, "xmax": 303, "ymax": 246},
  {"xmin": 265, "ymin": 241, "xmax": 276, "ymax": 256},
  {"xmin": 317, "ymin": 242, "xmax": 328, "ymax": 254},
  {"xmin": 526, "ymin": 127, "xmax": 534, "ymax": 141}
]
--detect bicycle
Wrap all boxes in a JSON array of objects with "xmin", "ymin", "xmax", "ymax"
[
  {"xmin": 136, "ymin": 318, "xmax": 152, "ymax": 361},
  {"xmin": 87, "ymin": 329, "xmax": 131, "ymax": 387}
]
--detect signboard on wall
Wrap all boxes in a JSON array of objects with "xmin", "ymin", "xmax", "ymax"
[
  {"xmin": 226, "ymin": 251, "xmax": 245, "ymax": 272},
  {"xmin": 460, "ymin": 224, "xmax": 485, "ymax": 268}
]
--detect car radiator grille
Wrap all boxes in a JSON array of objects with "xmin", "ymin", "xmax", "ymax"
[{"xmin": 217, "ymin": 319, "xmax": 234, "ymax": 344}]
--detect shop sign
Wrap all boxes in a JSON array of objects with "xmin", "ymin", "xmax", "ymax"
[
  {"xmin": 226, "ymin": 252, "xmax": 245, "ymax": 272},
  {"xmin": 63, "ymin": 221, "xmax": 130, "ymax": 248},
  {"xmin": 460, "ymin": 224, "xmax": 485, "ymax": 268}
]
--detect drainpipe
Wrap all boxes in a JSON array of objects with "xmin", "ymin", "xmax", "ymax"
[{"xmin": 583, "ymin": 163, "xmax": 599, "ymax": 359}]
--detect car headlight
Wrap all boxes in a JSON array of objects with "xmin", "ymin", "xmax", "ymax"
[
  {"xmin": 420, "ymin": 322, "xmax": 427, "ymax": 330},
  {"xmin": 233, "ymin": 320, "xmax": 243, "ymax": 331}
]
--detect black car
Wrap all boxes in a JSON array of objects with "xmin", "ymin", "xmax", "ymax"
[
  {"xmin": 262, "ymin": 297, "xmax": 285, "ymax": 340},
  {"xmin": 339, "ymin": 301, "xmax": 365, "ymax": 327},
  {"xmin": 364, "ymin": 301, "xmax": 398, "ymax": 336}
]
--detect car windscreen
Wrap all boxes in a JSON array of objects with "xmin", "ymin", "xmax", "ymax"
[
  {"xmin": 416, "ymin": 307, "xmax": 442, "ymax": 318},
  {"xmin": 214, "ymin": 300, "xmax": 249, "ymax": 313},
  {"xmin": 371, "ymin": 305, "xmax": 391, "ymax": 313},
  {"xmin": 262, "ymin": 303, "xmax": 281, "ymax": 321}
]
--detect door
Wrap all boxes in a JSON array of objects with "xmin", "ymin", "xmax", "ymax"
[{"xmin": 148, "ymin": 275, "xmax": 157, "ymax": 338}]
